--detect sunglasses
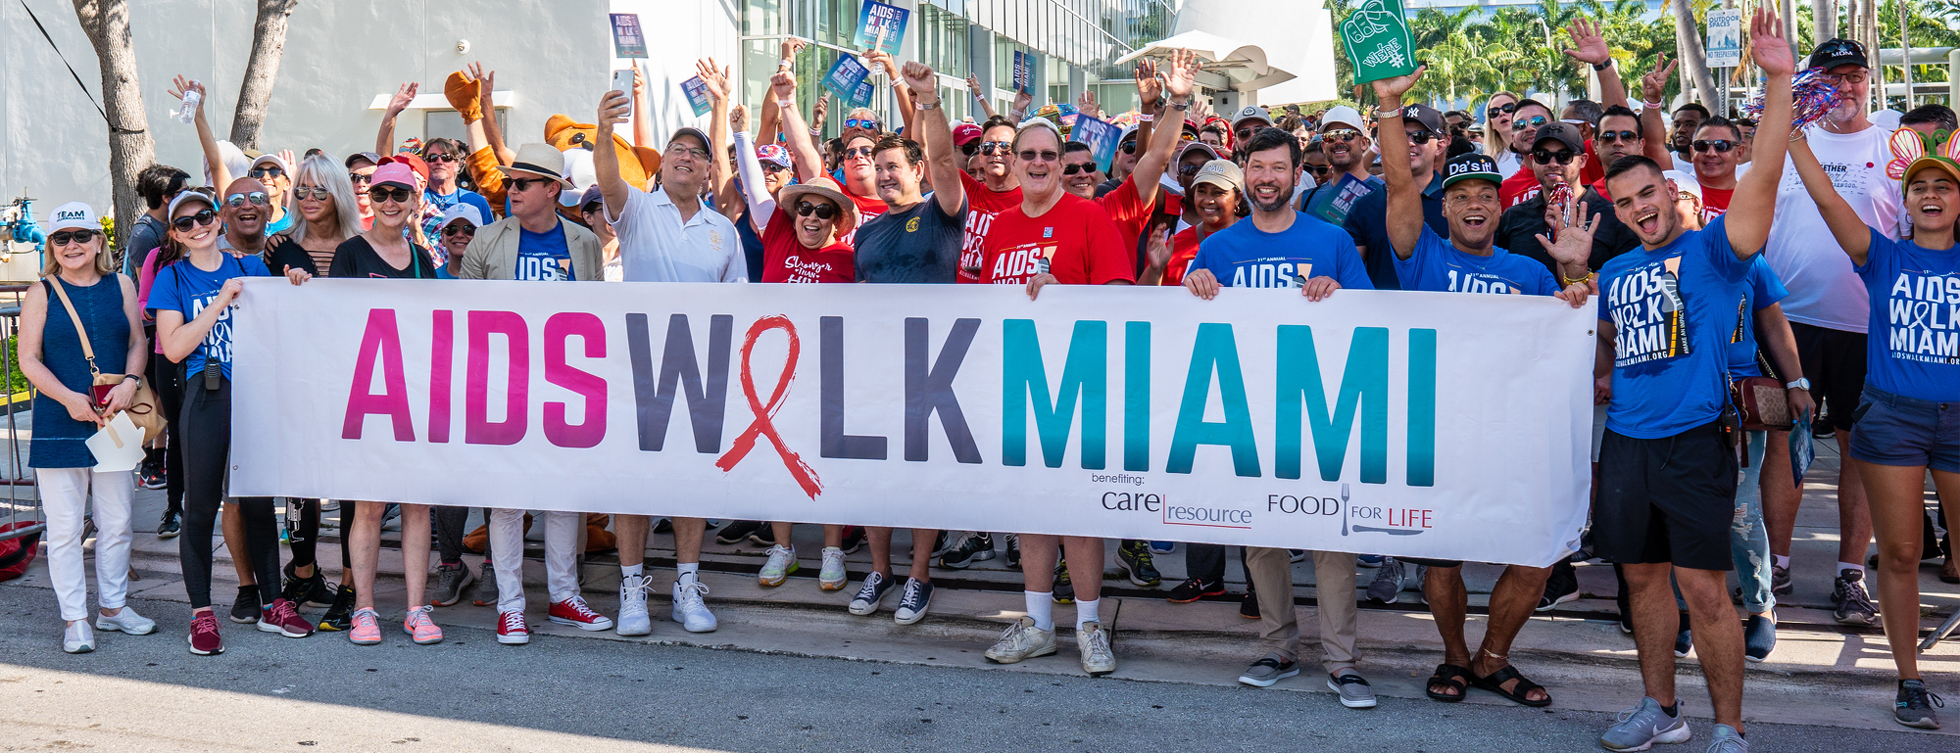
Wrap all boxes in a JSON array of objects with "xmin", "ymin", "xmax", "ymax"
[
  {"xmin": 293, "ymin": 186, "xmax": 333, "ymax": 201},
  {"xmin": 844, "ymin": 118, "xmax": 880, "ymax": 131},
  {"xmin": 759, "ymin": 162, "xmax": 792, "ymax": 174},
  {"xmin": 368, "ymin": 186, "xmax": 415, "ymax": 203},
  {"xmin": 1513, "ymin": 115, "xmax": 1548, "ymax": 131},
  {"xmin": 248, "ymin": 166, "xmax": 285, "ymax": 180},
  {"xmin": 978, "ymin": 141, "xmax": 1012, "ymax": 155},
  {"xmin": 49, "ymin": 229, "xmax": 97, "ymax": 246},
  {"xmin": 1017, "ymin": 149, "xmax": 1059, "ymax": 163},
  {"xmin": 843, "ymin": 146, "xmax": 876, "ymax": 160},
  {"xmin": 960, "ymin": 143, "xmax": 978, "ymax": 156},
  {"xmin": 425, "ymin": 153, "xmax": 459, "ymax": 163},
  {"xmin": 1118, "ymin": 141, "xmax": 1137, "ymax": 155},
  {"xmin": 1308, "ymin": 164, "xmax": 1332, "ymax": 175},
  {"xmin": 442, "ymin": 223, "xmax": 476, "ymax": 237},
  {"xmin": 1486, "ymin": 102, "xmax": 1519, "ymax": 116},
  {"xmin": 794, "ymin": 200, "xmax": 838, "ymax": 220},
  {"xmin": 1062, "ymin": 163, "xmax": 1096, "ymax": 175},
  {"xmin": 224, "ymin": 191, "xmax": 269, "ymax": 207},
  {"xmin": 1692, "ymin": 139, "xmax": 1737, "ymax": 153},
  {"xmin": 1322, "ymin": 130, "xmax": 1362, "ymax": 143},
  {"xmin": 1236, "ymin": 129, "xmax": 1257, "ymax": 140},
  {"xmin": 510, "ymin": 177, "xmax": 557, "ymax": 192},
  {"xmin": 1407, "ymin": 131, "xmax": 1437, "ymax": 145},
  {"xmin": 348, "ymin": 172, "xmax": 373, "ymax": 186},
  {"xmin": 1531, "ymin": 149, "xmax": 1577, "ymax": 165},
  {"xmin": 1177, "ymin": 163, "xmax": 1203, "ymax": 176},
  {"xmin": 1597, "ymin": 130, "xmax": 1640, "ymax": 144},
  {"xmin": 171, "ymin": 209, "xmax": 219, "ymax": 232}
]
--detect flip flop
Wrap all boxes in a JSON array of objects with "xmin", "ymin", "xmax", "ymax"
[
  {"xmin": 1472, "ymin": 665, "xmax": 1553, "ymax": 708},
  {"xmin": 1425, "ymin": 663, "xmax": 1472, "ymax": 703}
]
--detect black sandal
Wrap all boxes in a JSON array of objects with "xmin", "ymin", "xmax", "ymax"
[
  {"xmin": 1425, "ymin": 663, "xmax": 1472, "ymax": 703},
  {"xmin": 1472, "ymin": 665, "xmax": 1553, "ymax": 707}
]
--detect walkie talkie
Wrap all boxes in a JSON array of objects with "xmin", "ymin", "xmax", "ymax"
[{"xmin": 203, "ymin": 357, "xmax": 221, "ymax": 391}]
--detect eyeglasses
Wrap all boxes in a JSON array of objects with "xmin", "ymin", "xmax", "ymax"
[
  {"xmin": 1017, "ymin": 149, "xmax": 1059, "ymax": 163},
  {"xmin": 1322, "ymin": 130, "xmax": 1362, "ymax": 143},
  {"xmin": 248, "ymin": 165, "xmax": 285, "ymax": 180},
  {"xmin": 442, "ymin": 223, "xmax": 476, "ymax": 237},
  {"xmin": 171, "ymin": 209, "xmax": 219, "ymax": 232},
  {"xmin": 348, "ymin": 172, "xmax": 372, "ymax": 186},
  {"xmin": 1118, "ymin": 141, "xmax": 1137, "ymax": 155},
  {"xmin": 978, "ymin": 141, "xmax": 1012, "ymax": 155},
  {"xmin": 48, "ymin": 229, "xmax": 97, "ymax": 246},
  {"xmin": 844, "ymin": 118, "xmax": 880, "ymax": 131},
  {"xmin": 224, "ymin": 191, "xmax": 269, "ymax": 208},
  {"xmin": 1062, "ymin": 163, "xmax": 1096, "ymax": 175},
  {"xmin": 1597, "ymin": 130, "xmax": 1640, "ymax": 144},
  {"xmin": 667, "ymin": 145, "xmax": 711, "ymax": 160},
  {"xmin": 1692, "ymin": 139, "xmax": 1737, "ymax": 153},
  {"xmin": 794, "ymin": 201, "xmax": 837, "ymax": 220},
  {"xmin": 1486, "ymin": 102, "xmax": 1519, "ymax": 117},
  {"xmin": 368, "ymin": 186, "xmax": 415, "ymax": 203},
  {"xmin": 1407, "ymin": 131, "xmax": 1437, "ymax": 145},
  {"xmin": 294, "ymin": 186, "xmax": 333, "ymax": 201},
  {"xmin": 1531, "ymin": 149, "xmax": 1577, "ymax": 165},
  {"xmin": 425, "ymin": 153, "xmax": 459, "ymax": 163},
  {"xmin": 1513, "ymin": 115, "xmax": 1548, "ymax": 131},
  {"xmin": 510, "ymin": 177, "xmax": 557, "ymax": 192},
  {"xmin": 843, "ymin": 146, "xmax": 876, "ymax": 160},
  {"xmin": 759, "ymin": 162, "xmax": 792, "ymax": 174}
]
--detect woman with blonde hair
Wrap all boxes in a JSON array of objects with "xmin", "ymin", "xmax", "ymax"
[{"xmin": 1483, "ymin": 91, "xmax": 1523, "ymax": 174}]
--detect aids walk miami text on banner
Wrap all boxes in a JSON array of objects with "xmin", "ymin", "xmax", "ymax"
[{"xmin": 230, "ymin": 280, "xmax": 1596, "ymax": 567}]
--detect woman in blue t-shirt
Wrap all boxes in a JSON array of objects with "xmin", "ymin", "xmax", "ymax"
[
  {"xmin": 148, "ymin": 190, "xmax": 307, "ymax": 655},
  {"xmin": 1790, "ymin": 130, "xmax": 1958, "ymax": 731}
]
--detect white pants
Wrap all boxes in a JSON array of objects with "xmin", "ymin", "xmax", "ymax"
[
  {"xmin": 39, "ymin": 468, "xmax": 135, "ymax": 622},
  {"xmin": 489, "ymin": 508, "xmax": 579, "ymax": 613}
]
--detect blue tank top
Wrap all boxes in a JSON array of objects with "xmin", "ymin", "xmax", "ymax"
[{"xmin": 30, "ymin": 275, "xmax": 131, "ymax": 468}]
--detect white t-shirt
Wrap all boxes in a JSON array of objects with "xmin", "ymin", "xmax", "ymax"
[
  {"xmin": 1762, "ymin": 123, "xmax": 1903, "ymax": 333},
  {"xmin": 607, "ymin": 187, "xmax": 748, "ymax": 283},
  {"xmin": 1493, "ymin": 150, "xmax": 1521, "ymax": 177}
]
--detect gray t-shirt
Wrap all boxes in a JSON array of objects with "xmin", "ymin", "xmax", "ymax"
[{"xmin": 852, "ymin": 195, "xmax": 966, "ymax": 284}]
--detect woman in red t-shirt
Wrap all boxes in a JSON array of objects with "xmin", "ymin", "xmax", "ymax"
[
  {"xmin": 758, "ymin": 177, "xmax": 858, "ymax": 284},
  {"xmin": 1142, "ymin": 159, "xmax": 1245, "ymax": 286}
]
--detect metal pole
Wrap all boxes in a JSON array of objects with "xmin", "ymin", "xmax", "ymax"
[{"xmin": 1898, "ymin": 0, "xmax": 1913, "ymax": 108}]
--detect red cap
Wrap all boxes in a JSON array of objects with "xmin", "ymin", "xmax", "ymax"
[
  {"xmin": 953, "ymin": 123, "xmax": 983, "ymax": 147},
  {"xmin": 379, "ymin": 154, "xmax": 429, "ymax": 183}
]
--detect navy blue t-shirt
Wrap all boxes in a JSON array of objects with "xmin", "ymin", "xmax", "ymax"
[
  {"xmin": 1192, "ymin": 213, "xmax": 1373, "ymax": 290},
  {"xmin": 1392, "ymin": 226, "xmax": 1559, "ymax": 296},
  {"xmin": 1343, "ymin": 170, "xmax": 1447, "ymax": 290},
  {"xmin": 515, "ymin": 223, "xmax": 571, "ymax": 281},
  {"xmin": 147, "ymin": 254, "xmax": 273, "ymax": 379},
  {"xmin": 1598, "ymin": 217, "xmax": 1753, "ymax": 438}
]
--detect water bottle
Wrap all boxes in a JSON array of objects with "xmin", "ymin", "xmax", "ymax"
[{"xmin": 175, "ymin": 85, "xmax": 201, "ymax": 124}]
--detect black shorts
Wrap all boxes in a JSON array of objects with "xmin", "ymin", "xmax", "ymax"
[
  {"xmin": 1790, "ymin": 322, "xmax": 1867, "ymax": 434},
  {"xmin": 1594, "ymin": 421, "xmax": 1738, "ymax": 571}
]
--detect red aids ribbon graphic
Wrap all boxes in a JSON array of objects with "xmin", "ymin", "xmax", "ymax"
[{"xmin": 715, "ymin": 315, "xmax": 823, "ymax": 499}]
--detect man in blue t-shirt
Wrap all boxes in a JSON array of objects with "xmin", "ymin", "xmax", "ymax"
[
  {"xmin": 1588, "ymin": 21, "xmax": 1798, "ymax": 750},
  {"xmin": 1181, "ymin": 126, "xmax": 1377, "ymax": 711},
  {"xmin": 1373, "ymin": 69, "xmax": 1594, "ymax": 709},
  {"xmin": 1341, "ymin": 103, "xmax": 1451, "ymax": 291}
]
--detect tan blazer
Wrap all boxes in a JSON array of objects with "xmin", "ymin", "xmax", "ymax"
[{"xmin": 458, "ymin": 215, "xmax": 604, "ymax": 282}]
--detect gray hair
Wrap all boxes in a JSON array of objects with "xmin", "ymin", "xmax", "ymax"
[{"xmin": 286, "ymin": 153, "xmax": 363, "ymax": 245}]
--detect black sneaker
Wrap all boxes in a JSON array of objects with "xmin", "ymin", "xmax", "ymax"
[
  {"xmin": 715, "ymin": 520, "xmax": 760, "ymax": 545},
  {"xmin": 281, "ymin": 563, "xmax": 335, "ymax": 608},
  {"xmin": 930, "ymin": 530, "xmax": 953, "ymax": 557},
  {"xmin": 1117, "ymin": 540, "xmax": 1162, "ymax": 588},
  {"xmin": 893, "ymin": 578, "xmax": 933, "ymax": 625},
  {"xmin": 156, "ymin": 510, "xmax": 181, "ymax": 539},
  {"xmin": 1673, "ymin": 613, "xmax": 1693, "ymax": 657},
  {"xmin": 840, "ymin": 526, "xmax": 866, "ymax": 554},
  {"xmin": 1052, "ymin": 561, "xmax": 1075, "ymax": 604},
  {"xmin": 748, "ymin": 524, "xmax": 776, "ymax": 546},
  {"xmin": 1537, "ymin": 560, "xmax": 1579, "ymax": 611},
  {"xmin": 938, "ymin": 532, "xmax": 996, "ymax": 569},
  {"xmin": 1771, "ymin": 563, "xmax": 1793, "ymax": 595},
  {"xmin": 1239, "ymin": 587, "xmax": 1260, "ymax": 620},
  {"xmin": 1004, "ymin": 533, "xmax": 1020, "ymax": 570},
  {"xmin": 653, "ymin": 517, "xmax": 674, "ymax": 534},
  {"xmin": 1166, "ymin": 577, "xmax": 1226, "ymax": 603},
  {"xmin": 229, "ymin": 586, "xmax": 261, "ymax": 624},
  {"xmin": 1895, "ymin": 679, "xmax": 1945, "ymax": 730},
  {"xmin": 138, "ymin": 461, "xmax": 167, "ymax": 490},
  {"xmin": 1832, "ymin": 568, "xmax": 1879, "ymax": 626},
  {"xmin": 317, "ymin": 584, "xmax": 356, "ymax": 632}
]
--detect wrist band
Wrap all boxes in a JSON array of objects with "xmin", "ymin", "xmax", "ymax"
[
  {"xmin": 1591, "ymin": 60, "xmax": 1611, "ymax": 72},
  {"xmin": 1641, "ymin": 100, "xmax": 1663, "ymax": 110},
  {"xmin": 1137, "ymin": 113, "xmax": 1154, "ymax": 122},
  {"xmin": 778, "ymin": 58, "xmax": 793, "ymax": 70},
  {"xmin": 775, "ymin": 98, "xmax": 794, "ymax": 108},
  {"xmin": 1562, "ymin": 270, "xmax": 1596, "ymax": 286}
]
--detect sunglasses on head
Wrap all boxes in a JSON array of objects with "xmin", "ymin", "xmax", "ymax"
[
  {"xmin": 424, "ymin": 153, "xmax": 459, "ymax": 164},
  {"xmin": 225, "ymin": 191, "xmax": 269, "ymax": 208},
  {"xmin": 1597, "ymin": 130, "xmax": 1640, "ymax": 144},
  {"xmin": 1513, "ymin": 115, "xmax": 1548, "ymax": 131},
  {"xmin": 171, "ymin": 209, "xmax": 218, "ymax": 232},
  {"xmin": 1017, "ymin": 149, "xmax": 1059, "ymax": 163},
  {"xmin": 1532, "ymin": 149, "xmax": 1577, "ymax": 165},
  {"xmin": 510, "ymin": 177, "xmax": 557, "ymax": 192},
  {"xmin": 248, "ymin": 165, "xmax": 284, "ymax": 180},
  {"xmin": 348, "ymin": 172, "xmax": 372, "ymax": 185},
  {"xmin": 1062, "ymin": 163, "xmax": 1096, "ymax": 175},
  {"xmin": 442, "ymin": 223, "xmax": 476, "ymax": 237},
  {"xmin": 1692, "ymin": 139, "xmax": 1736, "ymax": 153},
  {"xmin": 1487, "ymin": 102, "xmax": 1519, "ymax": 116},
  {"xmin": 794, "ymin": 200, "xmax": 838, "ymax": 220},
  {"xmin": 978, "ymin": 141, "xmax": 1012, "ymax": 155},
  {"xmin": 845, "ymin": 118, "xmax": 880, "ymax": 131},
  {"xmin": 1322, "ymin": 129, "xmax": 1361, "ymax": 143},
  {"xmin": 293, "ymin": 186, "xmax": 333, "ymax": 201},
  {"xmin": 843, "ymin": 146, "xmax": 876, "ymax": 160},
  {"xmin": 368, "ymin": 186, "xmax": 415, "ymax": 203},
  {"xmin": 49, "ymin": 229, "xmax": 97, "ymax": 246}
]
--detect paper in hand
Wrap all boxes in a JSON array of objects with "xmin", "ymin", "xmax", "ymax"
[
  {"xmin": 86, "ymin": 411, "xmax": 147, "ymax": 473},
  {"xmin": 1789, "ymin": 414, "xmax": 1815, "ymax": 490}
]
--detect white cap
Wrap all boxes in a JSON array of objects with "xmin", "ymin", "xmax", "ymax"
[
  {"xmin": 1319, "ymin": 105, "xmax": 1366, "ymax": 133},
  {"xmin": 556, "ymin": 149, "xmax": 598, "ymax": 208},
  {"xmin": 438, "ymin": 202, "xmax": 487, "ymax": 230},
  {"xmin": 249, "ymin": 152, "xmax": 292, "ymax": 178},
  {"xmin": 46, "ymin": 201, "xmax": 98, "ymax": 233}
]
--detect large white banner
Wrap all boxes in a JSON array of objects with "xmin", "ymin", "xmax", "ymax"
[{"xmin": 231, "ymin": 279, "xmax": 1595, "ymax": 567}]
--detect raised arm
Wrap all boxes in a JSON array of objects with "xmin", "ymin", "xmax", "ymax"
[
  {"xmin": 758, "ymin": 39, "xmax": 805, "ymax": 148},
  {"xmin": 1563, "ymin": 19, "xmax": 1628, "ymax": 109},
  {"xmin": 1372, "ymin": 66, "xmax": 1428, "ymax": 260},
  {"xmin": 1637, "ymin": 56, "xmax": 1679, "ymax": 166},
  {"xmin": 695, "ymin": 58, "xmax": 739, "ymax": 220},
  {"xmin": 1127, "ymin": 50, "xmax": 1199, "ymax": 206},
  {"xmin": 865, "ymin": 51, "xmax": 917, "ymax": 138},
  {"xmin": 1725, "ymin": 8, "xmax": 1794, "ymax": 258},
  {"xmin": 631, "ymin": 63, "xmax": 655, "ymax": 148},
  {"xmin": 1788, "ymin": 138, "xmax": 1873, "ymax": 264},
  {"xmin": 594, "ymin": 89, "xmax": 634, "ymax": 221},
  {"xmin": 1133, "ymin": 60, "xmax": 1161, "ymax": 157},
  {"xmin": 771, "ymin": 70, "xmax": 825, "ymax": 184},
  {"xmin": 474, "ymin": 67, "xmax": 514, "ymax": 165},
  {"xmin": 731, "ymin": 129, "xmax": 774, "ymax": 233},
  {"xmin": 965, "ymin": 74, "xmax": 999, "ymax": 120},
  {"xmin": 902, "ymin": 62, "xmax": 965, "ymax": 217},
  {"xmin": 376, "ymin": 82, "xmax": 416, "ymax": 156},
  {"xmin": 169, "ymin": 77, "xmax": 229, "ymax": 189}
]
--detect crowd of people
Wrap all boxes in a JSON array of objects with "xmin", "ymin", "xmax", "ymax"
[{"xmin": 20, "ymin": 8, "xmax": 1956, "ymax": 748}]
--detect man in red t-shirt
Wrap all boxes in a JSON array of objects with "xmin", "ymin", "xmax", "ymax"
[
  {"xmin": 1497, "ymin": 100, "xmax": 1556, "ymax": 208},
  {"xmin": 1687, "ymin": 117, "xmax": 1744, "ymax": 221},
  {"xmin": 1063, "ymin": 49, "xmax": 1197, "ymax": 262},
  {"xmin": 958, "ymin": 117, "xmax": 1023, "ymax": 282},
  {"xmin": 837, "ymin": 133, "xmax": 888, "ymax": 246}
]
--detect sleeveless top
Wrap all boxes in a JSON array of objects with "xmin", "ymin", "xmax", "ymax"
[{"xmin": 30, "ymin": 275, "xmax": 131, "ymax": 468}]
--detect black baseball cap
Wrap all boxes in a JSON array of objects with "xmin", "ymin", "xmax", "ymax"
[
  {"xmin": 1397, "ymin": 103, "xmax": 1447, "ymax": 135},
  {"xmin": 1532, "ymin": 122, "xmax": 1585, "ymax": 153},
  {"xmin": 1441, "ymin": 153, "xmax": 1502, "ymax": 190},
  {"xmin": 1808, "ymin": 38, "xmax": 1868, "ymax": 71}
]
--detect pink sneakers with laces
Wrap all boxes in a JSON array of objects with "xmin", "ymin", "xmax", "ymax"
[
  {"xmin": 348, "ymin": 608, "xmax": 382, "ymax": 645},
  {"xmin": 187, "ymin": 613, "xmax": 224, "ymax": 655},
  {"xmin": 258, "ymin": 598, "xmax": 315, "ymax": 638},
  {"xmin": 404, "ymin": 606, "xmax": 443, "ymax": 645}
]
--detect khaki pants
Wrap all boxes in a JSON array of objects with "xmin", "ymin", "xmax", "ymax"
[{"xmin": 1245, "ymin": 547, "xmax": 1358, "ymax": 672}]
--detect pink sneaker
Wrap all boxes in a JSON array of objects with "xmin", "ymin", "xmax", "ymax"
[
  {"xmin": 548, "ymin": 596, "xmax": 614, "ymax": 631},
  {"xmin": 497, "ymin": 610, "xmax": 530, "ymax": 645},
  {"xmin": 348, "ymin": 608, "xmax": 382, "ymax": 645},
  {"xmin": 403, "ymin": 605, "xmax": 443, "ymax": 645},
  {"xmin": 258, "ymin": 598, "xmax": 315, "ymax": 638},
  {"xmin": 187, "ymin": 613, "xmax": 224, "ymax": 656}
]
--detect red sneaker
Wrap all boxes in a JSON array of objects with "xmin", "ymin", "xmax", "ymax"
[
  {"xmin": 187, "ymin": 613, "xmax": 224, "ymax": 655},
  {"xmin": 547, "ymin": 596, "xmax": 614, "ymax": 631},
  {"xmin": 496, "ymin": 610, "xmax": 530, "ymax": 645},
  {"xmin": 257, "ymin": 598, "xmax": 315, "ymax": 638}
]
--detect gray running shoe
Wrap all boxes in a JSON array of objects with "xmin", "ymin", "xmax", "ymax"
[
  {"xmin": 1600, "ymin": 697, "xmax": 1692, "ymax": 751},
  {"xmin": 1831, "ymin": 569, "xmax": 1878, "ymax": 627},
  {"xmin": 1703, "ymin": 724, "xmax": 1748, "ymax": 753},
  {"xmin": 431, "ymin": 562, "xmax": 475, "ymax": 607},
  {"xmin": 470, "ymin": 561, "xmax": 499, "ymax": 607},
  {"xmin": 1770, "ymin": 564, "xmax": 1792, "ymax": 595},
  {"xmin": 1237, "ymin": 655, "xmax": 1299, "ymax": 687},
  {"xmin": 1895, "ymin": 679, "xmax": 1944, "ymax": 730},
  {"xmin": 1366, "ymin": 557, "xmax": 1404, "ymax": 604},
  {"xmin": 1327, "ymin": 670, "xmax": 1377, "ymax": 708}
]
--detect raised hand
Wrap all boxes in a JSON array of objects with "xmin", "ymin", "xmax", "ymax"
[
  {"xmin": 901, "ymin": 61, "xmax": 938, "ymax": 99},
  {"xmin": 1640, "ymin": 54, "xmax": 1676, "ymax": 104},
  {"xmin": 1749, "ymin": 6, "xmax": 1794, "ymax": 77},
  {"xmin": 1134, "ymin": 59, "xmax": 1162, "ymax": 108},
  {"xmin": 1163, "ymin": 49, "xmax": 1201, "ymax": 101},
  {"xmin": 1076, "ymin": 89, "xmax": 1101, "ymax": 119},
  {"xmin": 1011, "ymin": 89, "xmax": 1033, "ymax": 115},
  {"xmin": 596, "ymin": 90, "xmax": 631, "ymax": 130},
  {"xmin": 966, "ymin": 74, "xmax": 986, "ymax": 99},
  {"xmin": 1145, "ymin": 224, "xmax": 1173, "ymax": 272},
  {"xmin": 1534, "ymin": 195, "xmax": 1600, "ymax": 269},
  {"xmin": 695, "ymin": 58, "xmax": 731, "ymax": 102},
  {"xmin": 771, "ymin": 69, "xmax": 798, "ymax": 100},
  {"xmin": 813, "ymin": 93, "xmax": 829, "ymax": 124},
  {"xmin": 168, "ymin": 76, "xmax": 206, "ymax": 114},
  {"xmin": 631, "ymin": 65, "xmax": 646, "ymax": 98},
  {"xmin": 729, "ymin": 103, "xmax": 749, "ymax": 134},
  {"xmin": 1561, "ymin": 18, "xmax": 1612, "ymax": 67},
  {"xmin": 386, "ymin": 82, "xmax": 419, "ymax": 115},
  {"xmin": 1371, "ymin": 64, "xmax": 1426, "ymax": 103},
  {"xmin": 863, "ymin": 50, "xmax": 900, "ymax": 79},
  {"xmin": 780, "ymin": 37, "xmax": 806, "ymax": 60}
]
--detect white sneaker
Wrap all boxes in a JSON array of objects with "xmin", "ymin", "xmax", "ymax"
[
  {"xmin": 63, "ymin": 621, "xmax": 96, "ymax": 653},
  {"xmin": 672, "ymin": 577, "xmax": 718, "ymax": 633},
  {"xmin": 819, "ymin": 547, "xmax": 848, "ymax": 591},
  {"xmin": 616, "ymin": 574, "xmax": 653, "ymax": 637},
  {"xmin": 984, "ymin": 616, "xmax": 1057, "ymax": 664},
  {"xmin": 758, "ymin": 545, "xmax": 798, "ymax": 587},
  {"xmin": 95, "ymin": 607, "xmax": 157, "ymax": 635},
  {"xmin": 1078, "ymin": 621, "xmax": 1116, "ymax": 676}
]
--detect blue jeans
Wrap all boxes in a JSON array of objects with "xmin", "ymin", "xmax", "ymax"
[{"xmin": 1732, "ymin": 430, "xmax": 1775, "ymax": 614}]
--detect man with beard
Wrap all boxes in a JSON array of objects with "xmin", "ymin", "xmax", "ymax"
[
  {"xmin": 1343, "ymin": 104, "xmax": 1450, "ymax": 290},
  {"xmin": 1758, "ymin": 38, "xmax": 1904, "ymax": 627},
  {"xmin": 1375, "ymin": 67, "xmax": 1593, "ymax": 710},
  {"xmin": 1592, "ymin": 12, "xmax": 1794, "ymax": 751},
  {"xmin": 1496, "ymin": 121, "xmax": 1640, "ymax": 275},
  {"xmin": 1668, "ymin": 103, "xmax": 1710, "ymax": 172},
  {"xmin": 1296, "ymin": 105, "xmax": 1377, "ymax": 211}
]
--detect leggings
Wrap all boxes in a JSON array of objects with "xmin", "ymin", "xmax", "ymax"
[
  {"xmin": 149, "ymin": 344, "xmax": 186, "ymax": 517},
  {"xmin": 435, "ymin": 505, "xmax": 472, "ymax": 565},
  {"xmin": 176, "ymin": 377, "xmax": 281, "ymax": 610},
  {"xmin": 287, "ymin": 499, "xmax": 353, "ymax": 573}
]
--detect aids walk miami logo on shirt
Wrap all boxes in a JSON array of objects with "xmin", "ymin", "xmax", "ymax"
[
  {"xmin": 1883, "ymin": 269, "xmax": 1960, "ymax": 363},
  {"xmin": 1608, "ymin": 255, "xmax": 1691, "ymax": 367}
]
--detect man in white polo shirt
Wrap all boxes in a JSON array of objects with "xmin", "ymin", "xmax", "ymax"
[{"xmin": 595, "ymin": 58, "xmax": 746, "ymax": 638}]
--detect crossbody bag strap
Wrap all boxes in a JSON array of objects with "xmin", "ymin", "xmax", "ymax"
[{"xmin": 45, "ymin": 277, "xmax": 100, "ymax": 378}]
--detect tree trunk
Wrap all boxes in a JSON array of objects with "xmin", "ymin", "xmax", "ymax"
[
  {"xmin": 72, "ymin": 0, "xmax": 155, "ymax": 263},
  {"xmin": 1671, "ymin": 0, "xmax": 1717, "ymax": 107},
  {"xmin": 1814, "ymin": 0, "xmax": 1837, "ymax": 44},
  {"xmin": 229, "ymin": 0, "xmax": 300, "ymax": 150}
]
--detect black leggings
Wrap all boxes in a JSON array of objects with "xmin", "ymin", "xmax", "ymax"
[
  {"xmin": 149, "ymin": 343, "xmax": 186, "ymax": 516},
  {"xmin": 287, "ymin": 499, "xmax": 353, "ymax": 573},
  {"xmin": 176, "ymin": 377, "xmax": 281, "ymax": 610},
  {"xmin": 435, "ymin": 506, "xmax": 473, "ymax": 565}
]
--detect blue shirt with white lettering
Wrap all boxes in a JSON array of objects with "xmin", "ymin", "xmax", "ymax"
[
  {"xmin": 1391, "ymin": 226, "xmax": 1558, "ymax": 296},
  {"xmin": 1597, "ymin": 216, "xmax": 1753, "ymax": 439},
  {"xmin": 1726, "ymin": 257, "xmax": 1788, "ymax": 377},
  {"xmin": 1855, "ymin": 230, "xmax": 1960, "ymax": 401},
  {"xmin": 515, "ymin": 223, "xmax": 571, "ymax": 281},
  {"xmin": 145, "ymin": 254, "xmax": 272, "ymax": 380},
  {"xmin": 1192, "ymin": 213, "xmax": 1374, "ymax": 290}
]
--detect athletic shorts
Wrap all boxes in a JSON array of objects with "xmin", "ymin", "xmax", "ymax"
[
  {"xmin": 1594, "ymin": 421, "xmax": 1738, "ymax": 571},
  {"xmin": 1790, "ymin": 322, "xmax": 1867, "ymax": 434},
  {"xmin": 1848, "ymin": 387, "xmax": 1960, "ymax": 473}
]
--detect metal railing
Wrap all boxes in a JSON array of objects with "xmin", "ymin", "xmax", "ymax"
[{"xmin": 0, "ymin": 283, "xmax": 39, "ymax": 543}]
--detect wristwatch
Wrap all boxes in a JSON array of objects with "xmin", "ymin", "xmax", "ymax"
[
  {"xmin": 122, "ymin": 374, "xmax": 141, "ymax": 385},
  {"xmin": 1591, "ymin": 59, "xmax": 1612, "ymax": 72},
  {"xmin": 1785, "ymin": 378, "xmax": 1811, "ymax": 391},
  {"xmin": 915, "ymin": 98, "xmax": 940, "ymax": 111}
]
